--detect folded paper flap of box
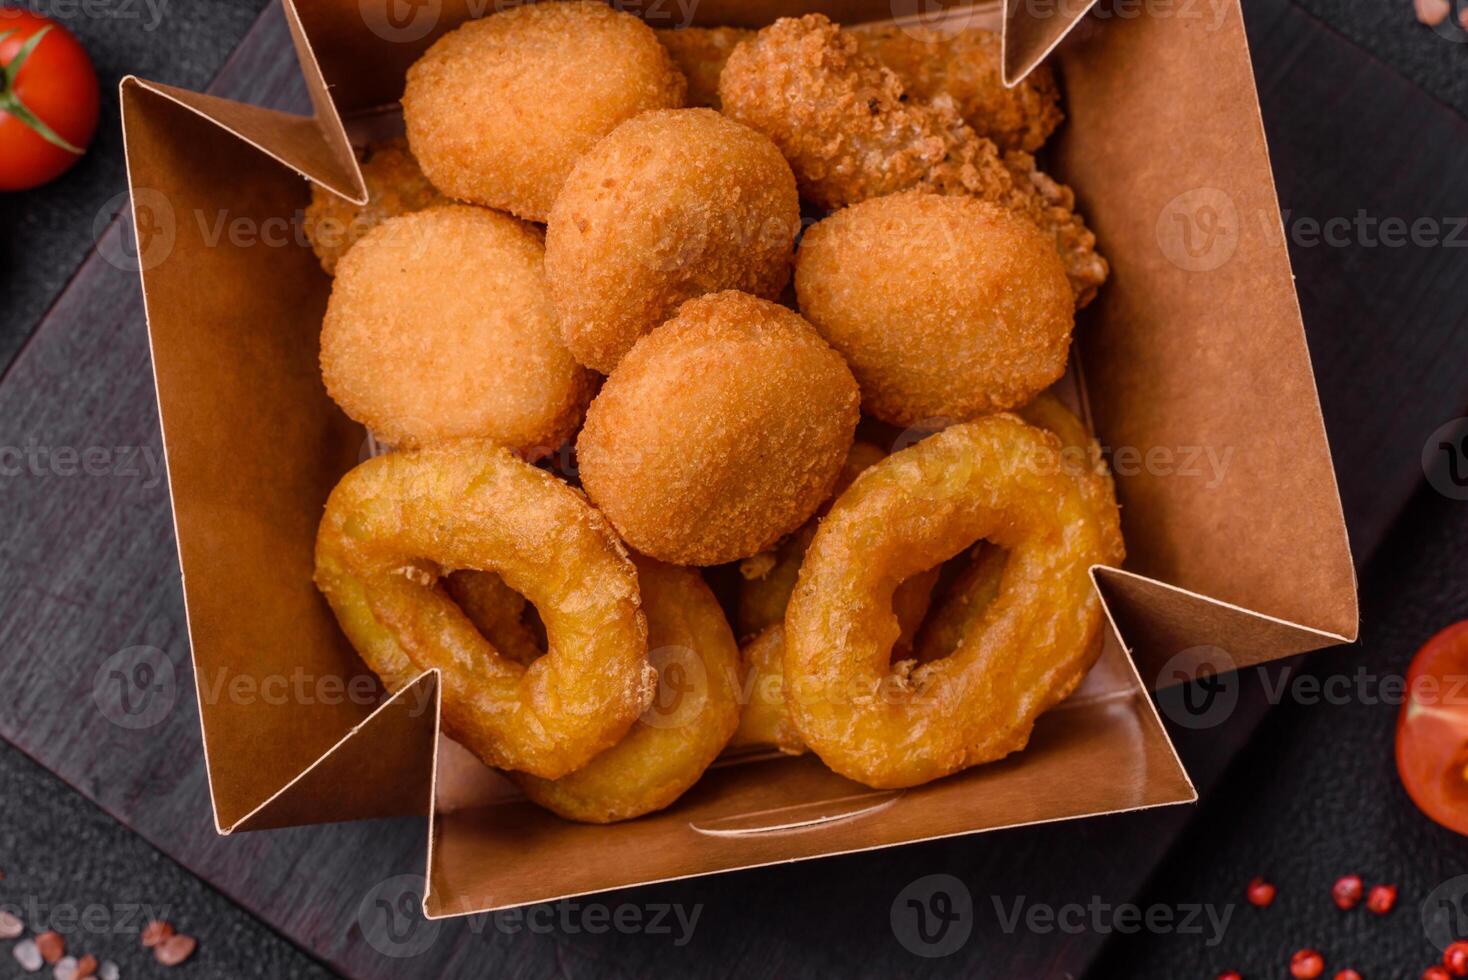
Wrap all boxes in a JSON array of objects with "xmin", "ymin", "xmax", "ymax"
[
  {"xmin": 117, "ymin": 0, "xmax": 1350, "ymax": 914},
  {"xmin": 224, "ymin": 671, "xmax": 441, "ymax": 834}
]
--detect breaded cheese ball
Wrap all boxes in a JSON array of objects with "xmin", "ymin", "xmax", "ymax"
[
  {"xmin": 545, "ymin": 109, "xmax": 800, "ymax": 374},
  {"xmin": 795, "ymin": 192, "xmax": 1074, "ymax": 425},
  {"xmin": 401, "ymin": 2, "xmax": 686, "ymax": 222},
  {"xmin": 577, "ymin": 292, "xmax": 860, "ymax": 566},
  {"xmin": 302, "ymin": 138, "xmax": 445, "ymax": 275},
  {"xmin": 320, "ymin": 205, "xmax": 593, "ymax": 454}
]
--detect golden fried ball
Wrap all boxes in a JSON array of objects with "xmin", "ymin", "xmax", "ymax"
[
  {"xmin": 577, "ymin": 291, "xmax": 859, "ymax": 566},
  {"xmin": 302, "ymin": 138, "xmax": 445, "ymax": 275},
  {"xmin": 402, "ymin": 2, "xmax": 686, "ymax": 222},
  {"xmin": 320, "ymin": 205, "xmax": 593, "ymax": 454},
  {"xmin": 795, "ymin": 192, "xmax": 1074, "ymax": 426},
  {"xmin": 545, "ymin": 109, "xmax": 800, "ymax": 374}
]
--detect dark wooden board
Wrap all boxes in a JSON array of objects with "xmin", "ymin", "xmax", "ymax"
[{"xmin": 0, "ymin": 0, "xmax": 1464, "ymax": 977}]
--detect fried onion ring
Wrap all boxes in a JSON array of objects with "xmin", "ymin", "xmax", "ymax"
[
  {"xmin": 784, "ymin": 414, "xmax": 1125, "ymax": 788},
  {"xmin": 313, "ymin": 440, "xmax": 656, "ymax": 779},
  {"xmin": 513, "ymin": 557, "xmax": 741, "ymax": 822},
  {"xmin": 732, "ymin": 441, "xmax": 937, "ymax": 753}
]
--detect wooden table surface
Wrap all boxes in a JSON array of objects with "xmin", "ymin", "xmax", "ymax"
[{"xmin": 1, "ymin": 1, "xmax": 1465, "ymax": 977}]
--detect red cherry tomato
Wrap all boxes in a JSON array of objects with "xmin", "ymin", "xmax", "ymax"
[
  {"xmin": 0, "ymin": 7, "xmax": 99, "ymax": 191},
  {"xmin": 1397, "ymin": 621, "xmax": 1468, "ymax": 835}
]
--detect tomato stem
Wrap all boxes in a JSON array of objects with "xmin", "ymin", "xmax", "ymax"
[{"xmin": 0, "ymin": 26, "xmax": 85, "ymax": 155}]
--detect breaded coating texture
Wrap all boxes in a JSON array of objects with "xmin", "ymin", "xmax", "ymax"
[
  {"xmin": 303, "ymin": 138, "xmax": 445, "ymax": 275},
  {"xmin": 660, "ymin": 24, "xmax": 1062, "ymax": 153},
  {"xmin": 320, "ymin": 205, "xmax": 593, "ymax": 454},
  {"xmin": 545, "ymin": 109, "xmax": 800, "ymax": 374},
  {"xmin": 402, "ymin": 2, "xmax": 686, "ymax": 222},
  {"xmin": 657, "ymin": 25, "xmax": 748, "ymax": 109},
  {"xmin": 795, "ymin": 192, "xmax": 1073, "ymax": 425},
  {"xmin": 854, "ymin": 26, "xmax": 1062, "ymax": 154},
  {"xmin": 577, "ymin": 291, "xmax": 860, "ymax": 566},
  {"xmin": 719, "ymin": 14, "xmax": 1105, "ymax": 306}
]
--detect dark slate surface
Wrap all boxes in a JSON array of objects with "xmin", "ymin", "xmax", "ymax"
[{"xmin": 0, "ymin": 0, "xmax": 271, "ymax": 368}]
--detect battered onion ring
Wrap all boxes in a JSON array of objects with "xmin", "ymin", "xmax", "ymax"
[
  {"xmin": 314, "ymin": 439, "xmax": 656, "ymax": 779},
  {"xmin": 732, "ymin": 441, "xmax": 937, "ymax": 753},
  {"xmin": 402, "ymin": 2, "xmax": 686, "ymax": 221},
  {"xmin": 795, "ymin": 191, "xmax": 1074, "ymax": 426},
  {"xmin": 444, "ymin": 570, "xmax": 545, "ymax": 667},
  {"xmin": 513, "ymin": 557, "xmax": 741, "ymax": 823},
  {"xmin": 784, "ymin": 414, "xmax": 1125, "ymax": 788},
  {"xmin": 302, "ymin": 138, "xmax": 445, "ymax": 275},
  {"xmin": 545, "ymin": 108, "xmax": 800, "ymax": 373},
  {"xmin": 909, "ymin": 393, "xmax": 1099, "ymax": 665},
  {"xmin": 577, "ymin": 291, "xmax": 860, "ymax": 566}
]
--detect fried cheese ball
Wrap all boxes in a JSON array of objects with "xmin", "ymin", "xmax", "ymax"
[
  {"xmin": 545, "ymin": 109, "xmax": 800, "ymax": 373},
  {"xmin": 658, "ymin": 25, "xmax": 1062, "ymax": 153},
  {"xmin": 402, "ymin": 2, "xmax": 686, "ymax": 222},
  {"xmin": 577, "ymin": 291, "xmax": 860, "ymax": 566},
  {"xmin": 795, "ymin": 192, "xmax": 1073, "ymax": 425},
  {"xmin": 720, "ymin": 14, "xmax": 1106, "ymax": 306},
  {"xmin": 302, "ymin": 138, "xmax": 446, "ymax": 275},
  {"xmin": 320, "ymin": 205, "xmax": 593, "ymax": 454}
]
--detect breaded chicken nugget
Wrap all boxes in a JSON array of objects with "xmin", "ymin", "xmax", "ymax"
[
  {"xmin": 402, "ymin": 2, "xmax": 686, "ymax": 222},
  {"xmin": 657, "ymin": 25, "xmax": 747, "ymax": 109},
  {"xmin": 795, "ymin": 192, "xmax": 1073, "ymax": 425},
  {"xmin": 659, "ymin": 25, "xmax": 1061, "ymax": 153},
  {"xmin": 545, "ymin": 109, "xmax": 800, "ymax": 373},
  {"xmin": 854, "ymin": 26, "xmax": 1062, "ymax": 155},
  {"xmin": 720, "ymin": 14, "xmax": 1105, "ymax": 306},
  {"xmin": 302, "ymin": 138, "xmax": 445, "ymax": 275},
  {"xmin": 320, "ymin": 205, "xmax": 593, "ymax": 454},
  {"xmin": 577, "ymin": 291, "xmax": 859, "ymax": 566}
]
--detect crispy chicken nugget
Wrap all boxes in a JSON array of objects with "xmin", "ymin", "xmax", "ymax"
[
  {"xmin": 320, "ymin": 205, "xmax": 593, "ymax": 454},
  {"xmin": 545, "ymin": 109, "xmax": 800, "ymax": 373},
  {"xmin": 659, "ymin": 25, "xmax": 1061, "ymax": 153},
  {"xmin": 795, "ymin": 192, "xmax": 1074, "ymax": 425},
  {"xmin": 402, "ymin": 2, "xmax": 686, "ymax": 222},
  {"xmin": 302, "ymin": 138, "xmax": 446, "ymax": 275},
  {"xmin": 854, "ymin": 26, "xmax": 1062, "ymax": 155},
  {"xmin": 577, "ymin": 291, "xmax": 860, "ymax": 566},
  {"xmin": 719, "ymin": 14, "xmax": 1105, "ymax": 306}
]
